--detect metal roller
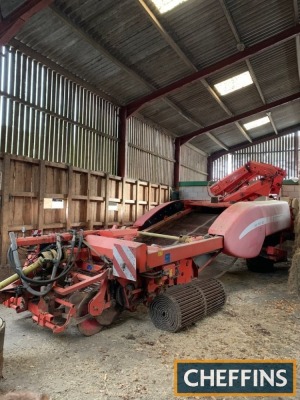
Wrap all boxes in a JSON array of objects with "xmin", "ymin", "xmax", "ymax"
[
  {"xmin": 189, "ymin": 278, "xmax": 226, "ymax": 315},
  {"xmin": 149, "ymin": 284, "xmax": 206, "ymax": 332},
  {"xmin": 149, "ymin": 278, "xmax": 226, "ymax": 332}
]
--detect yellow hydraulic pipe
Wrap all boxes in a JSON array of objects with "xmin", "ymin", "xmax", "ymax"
[
  {"xmin": 138, "ymin": 231, "xmax": 189, "ymax": 242},
  {"xmin": 0, "ymin": 250, "xmax": 57, "ymax": 290}
]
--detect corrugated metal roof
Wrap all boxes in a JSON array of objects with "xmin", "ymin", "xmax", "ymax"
[
  {"xmin": 250, "ymin": 40, "xmax": 299, "ymax": 102},
  {"xmin": 210, "ymin": 124, "xmax": 249, "ymax": 147},
  {"xmin": 1, "ymin": 0, "xmax": 299, "ymax": 157},
  {"xmin": 55, "ymin": 0, "xmax": 192, "ymax": 87},
  {"xmin": 140, "ymin": 99, "xmax": 198, "ymax": 135},
  {"xmin": 145, "ymin": 0, "xmax": 238, "ymax": 68},
  {"xmin": 225, "ymin": 0, "xmax": 295, "ymax": 46},
  {"xmin": 190, "ymin": 136, "xmax": 221, "ymax": 155},
  {"xmin": 0, "ymin": 0, "xmax": 25, "ymax": 18},
  {"xmin": 271, "ymin": 100, "xmax": 300, "ymax": 129},
  {"xmin": 167, "ymin": 81, "xmax": 229, "ymax": 126}
]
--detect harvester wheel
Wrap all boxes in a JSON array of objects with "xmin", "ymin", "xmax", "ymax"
[
  {"xmin": 70, "ymin": 291, "xmax": 103, "ymax": 336},
  {"xmin": 246, "ymin": 256, "xmax": 275, "ymax": 273}
]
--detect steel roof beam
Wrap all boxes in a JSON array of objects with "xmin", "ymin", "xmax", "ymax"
[
  {"xmin": 0, "ymin": 0, "xmax": 53, "ymax": 45},
  {"xmin": 137, "ymin": 0, "xmax": 248, "ymax": 145},
  {"xmin": 51, "ymin": 4, "xmax": 228, "ymax": 150},
  {"xmin": 137, "ymin": 0, "xmax": 196, "ymax": 71},
  {"xmin": 294, "ymin": 0, "xmax": 300, "ymax": 84},
  {"xmin": 126, "ymin": 25, "xmax": 300, "ymax": 116},
  {"xmin": 209, "ymin": 123, "xmax": 300, "ymax": 161},
  {"xmin": 219, "ymin": 0, "xmax": 279, "ymax": 136},
  {"xmin": 178, "ymin": 92, "xmax": 300, "ymax": 145}
]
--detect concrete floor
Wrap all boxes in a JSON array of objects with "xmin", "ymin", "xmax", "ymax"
[{"xmin": 0, "ymin": 256, "xmax": 299, "ymax": 400}]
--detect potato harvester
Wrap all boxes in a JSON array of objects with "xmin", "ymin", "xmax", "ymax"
[{"xmin": 0, "ymin": 161, "xmax": 293, "ymax": 336}]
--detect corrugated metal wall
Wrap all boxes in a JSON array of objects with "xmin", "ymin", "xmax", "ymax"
[
  {"xmin": 180, "ymin": 144, "xmax": 208, "ymax": 181},
  {"xmin": 0, "ymin": 45, "xmax": 119, "ymax": 174},
  {"xmin": 212, "ymin": 132, "xmax": 299, "ymax": 180},
  {"xmin": 1, "ymin": 45, "xmax": 208, "ymax": 186},
  {"xmin": 127, "ymin": 116, "xmax": 174, "ymax": 186},
  {"xmin": 127, "ymin": 118, "xmax": 208, "ymax": 185},
  {"xmin": 211, "ymin": 155, "xmax": 229, "ymax": 181}
]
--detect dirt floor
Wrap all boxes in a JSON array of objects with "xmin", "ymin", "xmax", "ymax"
[{"xmin": 0, "ymin": 254, "xmax": 299, "ymax": 400}]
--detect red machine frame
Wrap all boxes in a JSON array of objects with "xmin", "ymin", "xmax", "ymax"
[{"xmin": 0, "ymin": 161, "xmax": 293, "ymax": 335}]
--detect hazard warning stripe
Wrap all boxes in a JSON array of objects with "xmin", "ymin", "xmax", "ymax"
[
  {"xmin": 113, "ymin": 248, "xmax": 134, "ymax": 280},
  {"xmin": 112, "ymin": 244, "xmax": 136, "ymax": 281},
  {"xmin": 117, "ymin": 245, "xmax": 136, "ymax": 276}
]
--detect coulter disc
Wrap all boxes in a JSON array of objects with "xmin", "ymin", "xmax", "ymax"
[{"xmin": 69, "ymin": 291, "xmax": 103, "ymax": 336}]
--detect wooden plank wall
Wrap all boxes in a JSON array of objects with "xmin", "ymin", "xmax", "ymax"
[{"xmin": 0, "ymin": 153, "xmax": 170, "ymax": 265}]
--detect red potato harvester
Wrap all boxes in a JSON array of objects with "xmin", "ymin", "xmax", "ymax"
[{"xmin": 0, "ymin": 161, "xmax": 293, "ymax": 336}]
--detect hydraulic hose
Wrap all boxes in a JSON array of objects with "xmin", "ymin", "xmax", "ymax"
[
  {"xmin": 8, "ymin": 233, "xmax": 68, "ymax": 296},
  {"xmin": 7, "ymin": 230, "xmax": 83, "ymax": 296}
]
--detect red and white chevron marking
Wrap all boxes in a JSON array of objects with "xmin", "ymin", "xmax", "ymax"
[{"xmin": 112, "ymin": 243, "xmax": 137, "ymax": 281}]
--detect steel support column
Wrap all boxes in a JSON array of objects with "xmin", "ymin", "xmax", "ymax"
[
  {"xmin": 174, "ymin": 138, "xmax": 181, "ymax": 189},
  {"xmin": 207, "ymin": 158, "xmax": 214, "ymax": 182},
  {"xmin": 295, "ymin": 129, "xmax": 299, "ymax": 178},
  {"xmin": 118, "ymin": 107, "xmax": 127, "ymax": 178}
]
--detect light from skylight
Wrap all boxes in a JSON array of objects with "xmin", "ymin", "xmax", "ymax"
[
  {"xmin": 214, "ymin": 71, "xmax": 253, "ymax": 96},
  {"xmin": 151, "ymin": 0, "xmax": 189, "ymax": 13},
  {"xmin": 244, "ymin": 116, "xmax": 270, "ymax": 130}
]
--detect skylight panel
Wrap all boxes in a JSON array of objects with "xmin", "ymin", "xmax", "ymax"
[
  {"xmin": 244, "ymin": 116, "xmax": 270, "ymax": 130},
  {"xmin": 151, "ymin": 0, "xmax": 189, "ymax": 13},
  {"xmin": 214, "ymin": 71, "xmax": 253, "ymax": 96}
]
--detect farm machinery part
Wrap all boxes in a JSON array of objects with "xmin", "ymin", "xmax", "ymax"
[
  {"xmin": 0, "ymin": 161, "xmax": 293, "ymax": 336},
  {"xmin": 0, "ymin": 228, "xmax": 226, "ymax": 336},
  {"xmin": 208, "ymin": 160, "xmax": 286, "ymax": 202},
  {"xmin": 134, "ymin": 160, "xmax": 292, "ymax": 268}
]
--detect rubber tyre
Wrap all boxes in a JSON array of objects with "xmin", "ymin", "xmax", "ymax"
[{"xmin": 246, "ymin": 256, "xmax": 275, "ymax": 273}]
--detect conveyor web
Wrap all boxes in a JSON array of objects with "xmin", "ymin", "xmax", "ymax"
[{"xmin": 137, "ymin": 211, "xmax": 219, "ymax": 247}]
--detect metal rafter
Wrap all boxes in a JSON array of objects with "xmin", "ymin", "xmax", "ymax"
[
  {"xmin": 220, "ymin": 0, "xmax": 280, "ymax": 135},
  {"xmin": 293, "ymin": 0, "xmax": 300, "ymax": 84},
  {"xmin": 0, "ymin": 0, "xmax": 54, "ymax": 45},
  {"xmin": 296, "ymin": 36, "xmax": 300, "ymax": 83},
  {"xmin": 50, "ymin": 5, "xmax": 228, "ymax": 150},
  {"xmin": 126, "ymin": 25, "xmax": 300, "ymax": 116},
  {"xmin": 179, "ymin": 92, "xmax": 300, "ymax": 145},
  {"xmin": 209, "ymin": 123, "xmax": 300, "ymax": 161},
  {"xmin": 137, "ymin": 0, "xmax": 246, "ymax": 146}
]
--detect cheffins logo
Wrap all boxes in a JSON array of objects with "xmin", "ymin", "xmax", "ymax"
[{"xmin": 174, "ymin": 360, "xmax": 296, "ymax": 396}]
